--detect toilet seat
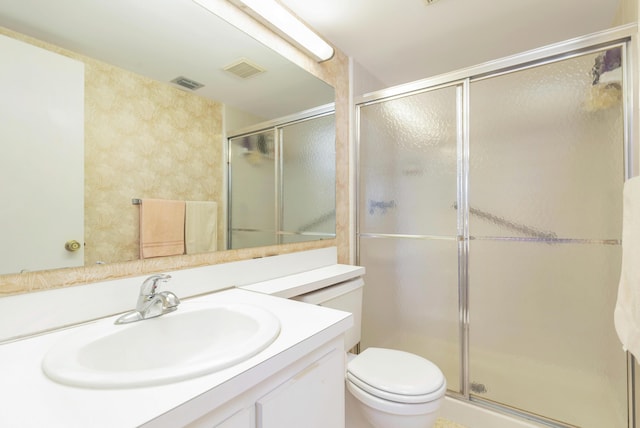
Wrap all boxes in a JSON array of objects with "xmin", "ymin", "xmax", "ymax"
[
  {"xmin": 346, "ymin": 378, "xmax": 442, "ymax": 416},
  {"xmin": 347, "ymin": 347, "xmax": 446, "ymax": 404}
]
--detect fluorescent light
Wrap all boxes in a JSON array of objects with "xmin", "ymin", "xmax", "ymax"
[
  {"xmin": 238, "ymin": 0, "xmax": 333, "ymax": 61},
  {"xmin": 194, "ymin": 0, "xmax": 334, "ymax": 62}
]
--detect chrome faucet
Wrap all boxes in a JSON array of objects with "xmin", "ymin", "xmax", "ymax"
[{"xmin": 115, "ymin": 274, "xmax": 180, "ymax": 324}]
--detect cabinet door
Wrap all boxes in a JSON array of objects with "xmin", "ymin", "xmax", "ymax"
[
  {"xmin": 213, "ymin": 407, "xmax": 252, "ymax": 428},
  {"xmin": 186, "ymin": 405, "xmax": 253, "ymax": 428},
  {"xmin": 256, "ymin": 349, "xmax": 344, "ymax": 428}
]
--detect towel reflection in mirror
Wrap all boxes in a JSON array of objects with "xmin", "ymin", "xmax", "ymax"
[{"xmin": 138, "ymin": 199, "xmax": 217, "ymax": 258}]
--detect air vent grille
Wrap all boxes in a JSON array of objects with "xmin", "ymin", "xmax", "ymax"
[
  {"xmin": 170, "ymin": 76, "xmax": 204, "ymax": 90},
  {"xmin": 224, "ymin": 59, "xmax": 265, "ymax": 79}
]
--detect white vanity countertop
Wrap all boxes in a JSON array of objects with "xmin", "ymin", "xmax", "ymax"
[
  {"xmin": 240, "ymin": 264, "xmax": 365, "ymax": 298},
  {"xmin": 0, "ymin": 288, "xmax": 352, "ymax": 428}
]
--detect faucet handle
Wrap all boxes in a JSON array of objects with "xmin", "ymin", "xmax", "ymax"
[
  {"xmin": 118, "ymin": 274, "xmax": 179, "ymax": 324},
  {"xmin": 140, "ymin": 274, "xmax": 172, "ymax": 296}
]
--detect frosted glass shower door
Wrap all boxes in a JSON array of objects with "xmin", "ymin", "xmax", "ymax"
[
  {"xmin": 280, "ymin": 114, "xmax": 336, "ymax": 243},
  {"xmin": 228, "ymin": 131, "xmax": 276, "ymax": 249},
  {"xmin": 358, "ymin": 85, "xmax": 461, "ymax": 392},
  {"xmin": 468, "ymin": 48, "xmax": 626, "ymax": 427}
]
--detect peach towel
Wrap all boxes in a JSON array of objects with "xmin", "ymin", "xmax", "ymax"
[
  {"xmin": 185, "ymin": 201, "xmax": 217, "ymax": 254},
  {"xmin": 139, "ymin": 199, "xmax": 185, "ymax": 259}
]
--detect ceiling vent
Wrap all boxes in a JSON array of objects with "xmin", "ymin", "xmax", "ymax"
[
  {"xmin": 224, "ymin": 59, "xmax": 265, "ymax": 79},
  {"xmin": 170, "ymin": 76, "xmax": 205, "ymax": 91}
]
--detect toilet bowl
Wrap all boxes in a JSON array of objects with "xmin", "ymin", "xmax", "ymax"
[
  {"xmin": 345, "ymin": 347, "xmax": 446, "ymax": 428},
  {"xmin": 282, "ymin": 273, "xmax": 447, "ymax": 428}
]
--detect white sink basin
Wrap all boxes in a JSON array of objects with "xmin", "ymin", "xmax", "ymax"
[{"xmin": 42, "ymin": 303, "xmax": 281, "ymax": 388}]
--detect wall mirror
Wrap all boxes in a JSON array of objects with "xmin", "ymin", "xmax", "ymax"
[{"xmin": 0, "ymin": 0, "xmax": 335, "ymax": 278}]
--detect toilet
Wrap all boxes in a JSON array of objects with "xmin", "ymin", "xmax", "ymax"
[{"xmin": 290, "ymin": 276, "xmax": 446, "ymax": 428}]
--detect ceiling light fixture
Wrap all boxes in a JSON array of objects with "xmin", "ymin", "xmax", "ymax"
[{"xmin": 194, "ymin": 0, "xmax": 334, "ymax": 62}]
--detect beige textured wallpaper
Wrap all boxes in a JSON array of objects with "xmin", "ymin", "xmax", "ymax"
[{"xmin": 84, "ymin": 59, "xmax": 223, "ymax": 265}]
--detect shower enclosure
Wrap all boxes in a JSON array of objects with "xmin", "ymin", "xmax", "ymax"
[
  {"xmin": 228, "ymin": 108, "xmax": 336, "ymax": 249},
  {"xmin": 356, "ymin": 27, "xmax": 633, "ymax": 427}
]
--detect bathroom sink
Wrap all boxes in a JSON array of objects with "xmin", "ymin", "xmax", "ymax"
[{"xmin": 42, "ymin": 303, "xmax": 281, "ymax": 388}]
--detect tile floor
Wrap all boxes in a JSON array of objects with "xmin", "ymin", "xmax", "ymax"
[{"xmin": 435, "ymin": 417, "xmax": 468, "ymax": 428}]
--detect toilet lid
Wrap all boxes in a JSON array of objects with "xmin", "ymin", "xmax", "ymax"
[{"xmin": 347, "ymin": 348, "xmax": 446, "ymax": 404}]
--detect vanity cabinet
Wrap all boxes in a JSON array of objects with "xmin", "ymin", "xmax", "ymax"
[
  {"xmin": 0, "ymin": 267, "xmax": 354, "ymax": 428},
  {"xmin": 184, "ymin": 337, "xmax": 345, "ymax": 428},
  {"xmin": 256, "ymin": 345, "xmax": 344, "ymax": 428}
]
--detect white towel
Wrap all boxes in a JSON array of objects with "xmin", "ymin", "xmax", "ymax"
[
  {"xmin": 614, "ymin": 176, "xmax": 640, "ymax": 359},
  {"xmin": 185, "ymin": 201, "xmax": 217, "ymax": 254}
]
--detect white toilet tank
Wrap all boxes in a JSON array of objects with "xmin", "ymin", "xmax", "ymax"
[{"xmin": 291, "ymin": 278, "xmax": 363, "ymax": 351}]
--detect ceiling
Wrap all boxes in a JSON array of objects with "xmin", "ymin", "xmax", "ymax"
[
  {"xmin": 0, "ymin": 0, "xmax": 334, "ymax": 121},
  {"xmin": 280, "ymin": 0, "xmax": 625, "ymax": 92},
  {"xmin": 0, "ymin": 0, "xmax": 627, "ymax": 112}
]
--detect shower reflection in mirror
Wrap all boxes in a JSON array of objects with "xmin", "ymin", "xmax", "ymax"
[{"xmin": 227, "ymin": 106, "xmax": 336, "ymax": 249}]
